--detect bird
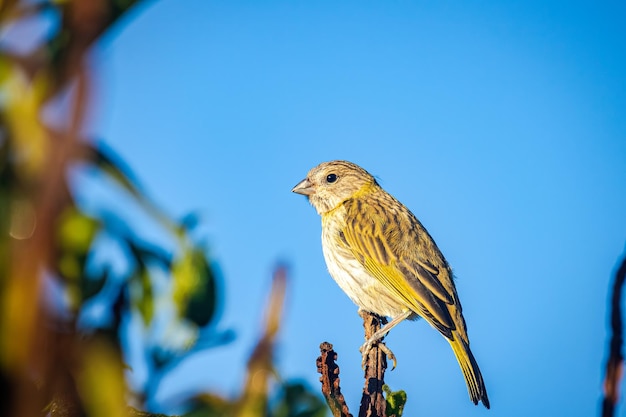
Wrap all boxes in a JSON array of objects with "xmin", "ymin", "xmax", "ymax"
[{"xmin": 292, "ymin": 160, "xmax": 490, "ymax": 409}]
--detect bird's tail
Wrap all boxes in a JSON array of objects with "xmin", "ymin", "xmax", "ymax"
[{"xmin": 448, "ymin": 333, "xmax": 490, "ymax": 409}]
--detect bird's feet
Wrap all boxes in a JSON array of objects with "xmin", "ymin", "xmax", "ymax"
[{"xmin": 359, "ymin": 337, "xmax": 397, "ymax": 370}]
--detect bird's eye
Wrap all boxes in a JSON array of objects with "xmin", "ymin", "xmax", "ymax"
[{"xmin": 326, "ymin": 173, "xmax": 338, "ymax": 183}]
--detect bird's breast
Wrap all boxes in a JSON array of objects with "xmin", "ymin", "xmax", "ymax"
[{"xmin": 321, "ymin": 214, "xmax": 407, "ymax": 318}]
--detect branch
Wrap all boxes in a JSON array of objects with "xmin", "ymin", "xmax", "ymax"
[
  {"xmin": 236, "ymin": 266, "xmax": 288, "ymax": 417},
  {"xmin": 317, "ymin": 342, "xmax": 353, "ymax": 417},
  {"xmin": 358, "ymin": 311, "xmax": 388, "ymax": 417},
  {"xmin": 316, "ymin": 312, "xmax": 392, "ymax": 417},
  {"xmin": 602, "ymin": 254, "xmax": 626, "ymax": 417}
]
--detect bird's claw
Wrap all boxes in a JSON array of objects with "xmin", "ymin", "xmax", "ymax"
[
  {"xmin": 359, "ymin": 340, "xmax": 397, "ymax": 370},
  {"xmin": 359, "ymin": 340, "xmax": 373, "ymax": 369},
  {"xmin": 379, "ymin": 343, "xmax": 397, "ymax": 370}
]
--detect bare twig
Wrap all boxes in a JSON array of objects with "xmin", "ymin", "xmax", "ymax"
[
  {"xmin": 358, "ymin": 311, "xmax": 388, "ymax": 417},
  {"xmin": 602, "ymin": 255, "xmax": 626, "ymax": 417},
  {"xmin": 316, "ymin": 312, "xmax": 392, "ymax": 417},
  {"xmin": 317, "ymin": 342, "xmax": 353, "ymax": 417}
]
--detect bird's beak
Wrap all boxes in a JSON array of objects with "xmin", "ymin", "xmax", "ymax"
[{"xmin": 292, "ymin": 178, "xmax": 315, "ymax": 196}]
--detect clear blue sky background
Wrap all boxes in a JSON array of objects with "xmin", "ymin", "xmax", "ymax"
[{"xmin": 88, "ymin": 1, "xmax": 626, "ymax": 416}]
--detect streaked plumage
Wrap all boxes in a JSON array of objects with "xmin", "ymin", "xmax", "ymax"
[{"xmin": 292, "ymin": 160, "xmax": 489, "ymax": 409}]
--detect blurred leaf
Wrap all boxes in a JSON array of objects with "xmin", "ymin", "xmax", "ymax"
[
  {"xmin": 271, "ymin": 382, "xmax": 327, "ymax": 417},
  {"xmin": 80, "ymin": 268, "xmax": 108, "ymax": 302},
  {"xmin": 2, "ymin": 64, "xmax": 49, "ymax": 177},
  {"xmin": 78, "ymin": 141, "xmax": 183, "ymax": 239},
  {"xmin": 55, "ymin": 205, "xmax": 101, "ymax": 309},
  {"xmin": 185, "ymin": 393, "xmax": 233, "ymax": 417},
  {"xmin": 183, "ymin": 258, "xmax": 218, "ymax": 327},
  {"xmin": 0, "ymin": 56, "xmax": 12, "ymax": 86},
  {"xmin": 83, "ymin": 141, "xmax": 143, "ymax": 200},
  {"xmin": 172, "ymin": 247, "xmax": 217, "ymax": 327},
  {"xmin": 77, "ymin": 338, "xmax": 129, "ymax": 417},
  {"xmin": 109, "ymin": 214, "xmax": 172, "ymax": 269},
  {"xmin": 58, "ymin": 252, "xmax": 83, "ymax": 281},
  {"xmin": 129, "ymin": 264, "xmax": 154, "ymax": 326},
  {"xmin": 179, "ymin": 211, "xmax": 201, "ymax": 233},
  {"xmin": 57, "ymin": 206, "xmax": 100, "ymax": 255}
]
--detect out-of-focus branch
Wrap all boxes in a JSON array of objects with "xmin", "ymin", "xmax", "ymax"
[
  {"xmin": 234, "ymin": 266, "xmax": 288, "ymax": 417},
  {"xmin": 602, "ymin": 254, "xmax": 626, "ymax": 417},
  {"xmin": 0, "ymin": 1, "xmax": 156, "ymax": 416}
]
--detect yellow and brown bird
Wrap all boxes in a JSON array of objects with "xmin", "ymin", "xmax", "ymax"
[{"xmin": 292, "ymin": 160, "xmax": 489, "ymax": 408}]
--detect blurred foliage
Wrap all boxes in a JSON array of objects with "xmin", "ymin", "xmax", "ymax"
[{"xmin": 0, "ymin": 1, "xmax": 326, "ymax": 417}]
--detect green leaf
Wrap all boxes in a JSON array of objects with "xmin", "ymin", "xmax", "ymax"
[{"xmin": 383, "ymin": 385, "xmax": 407, "ymax": 417}]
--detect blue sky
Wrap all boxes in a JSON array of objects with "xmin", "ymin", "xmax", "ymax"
[{"xmin": 89, "ymin": 1, "xmax": 626, "ymax": 416}]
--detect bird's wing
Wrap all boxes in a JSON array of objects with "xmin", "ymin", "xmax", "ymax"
[{"xmin": 341, "ymin": 196, "xmax": 457, "ymax": 337}]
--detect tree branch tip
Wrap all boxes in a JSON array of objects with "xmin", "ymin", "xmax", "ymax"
[{"xmin": 320, "ymin": 341, "xmax": 334, "ymax": 351}]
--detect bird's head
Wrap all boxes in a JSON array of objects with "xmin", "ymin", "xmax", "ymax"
[{"xmin": 292, "ymin": 160, "xmax": 377, "ymax": 215}]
